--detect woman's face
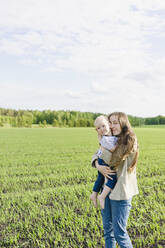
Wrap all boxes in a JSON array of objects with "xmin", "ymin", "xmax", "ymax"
[{"xmin": 109, "ymin": 115, "xmax": 121, "ymax": 136}]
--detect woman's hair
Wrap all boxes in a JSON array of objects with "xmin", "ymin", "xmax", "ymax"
[{"xmin": 108, "ymin": 112, "xmax": 138, "ymax": 171}]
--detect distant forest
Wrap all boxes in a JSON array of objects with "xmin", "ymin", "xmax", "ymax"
[{"xmin": 0, "ymin": 107, "xmax": 165, "ymax": 128}]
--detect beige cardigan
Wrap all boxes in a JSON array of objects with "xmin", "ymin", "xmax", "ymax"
[{"xmin": 91, "ymin": 141, "xmax": 139, "ymax": 200}]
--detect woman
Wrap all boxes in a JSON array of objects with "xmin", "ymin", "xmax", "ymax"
[{"xmin": 92, "ymin": 112, "xmax": 139, "ymax": 248}]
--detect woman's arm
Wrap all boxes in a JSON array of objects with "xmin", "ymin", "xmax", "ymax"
[{"xmin": 94, "ymin": 160, "xmax": 116, "ymax": 180}]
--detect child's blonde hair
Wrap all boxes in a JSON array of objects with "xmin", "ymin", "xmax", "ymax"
[{"xmin": 94, "ymin": 115, "xmax": 108, "ymax": 127}]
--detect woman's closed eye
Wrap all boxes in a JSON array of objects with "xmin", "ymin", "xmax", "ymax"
[{"xmin": 110, "ymin": 121, "xmax": 118, "ymax": 124}]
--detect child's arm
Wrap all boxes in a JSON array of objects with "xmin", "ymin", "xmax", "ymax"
[
  {"xmin": 91, "ymin": 146, "xmax": 112, "ymax": 166},
  {"xmin": 109, "ymin": 145, "xmax": 117, "ymax": 153}
]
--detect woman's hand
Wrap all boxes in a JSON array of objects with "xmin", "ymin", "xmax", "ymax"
[{"xmin": 95, "ymin": 160, "xmax": 116, "ymax": 180}]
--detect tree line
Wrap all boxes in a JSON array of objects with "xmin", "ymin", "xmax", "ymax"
[{"xmin": 0, "ymin": 108, "xmax": 165, "ymax": 128}]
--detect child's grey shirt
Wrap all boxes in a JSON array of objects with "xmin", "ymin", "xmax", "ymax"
[{"xmin": 97, "ymin": 136, "xmax": 118, "ymax": 157}]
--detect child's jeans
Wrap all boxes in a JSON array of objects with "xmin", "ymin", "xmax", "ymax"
[{"xmin": 93, "ymin": 158, "xmax": 117, "ymax": 192}]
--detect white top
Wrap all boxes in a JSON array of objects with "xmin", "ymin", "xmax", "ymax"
[
  {"xmin": 97, "ymin": 136, "xmax": 118, "ymax": 157},
  {"xmin": 109, "ymin": 144, "xmax": 139, "ymax": 200},
  {"xmin": 100, "ymin": 136, "xmax": 118, "ymax": 150}
]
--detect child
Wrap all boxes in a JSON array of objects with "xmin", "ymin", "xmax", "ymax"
[{"xmin": 90, "ymin": 115, "xmax": 118, "ymax": 209}]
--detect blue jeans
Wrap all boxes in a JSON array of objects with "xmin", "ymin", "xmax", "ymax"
[
  {"xmin": 101, "ymin": 195, "xmax": 133, "ymax": 248},
  {"xmin": 93, "ymin": 158, "xmax": 117, "ymax": 192}
]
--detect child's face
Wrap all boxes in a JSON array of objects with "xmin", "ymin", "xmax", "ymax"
[{"xmin": 96, "ymin": 119, "xmax": 110, "ymax": 136}]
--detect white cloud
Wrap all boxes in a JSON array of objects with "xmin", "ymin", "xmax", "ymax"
[
  {"xmin": 0, "ymin": 0, "xmax": 165, "ymax": 116},
  {"xmin": 132, "ymin": 0, "xmax": 165, "ymax": 11},
  {"xmin": 1, "ymin": 0, "xmax": 164, "ymax": 71},
  {"xmin": 0, "ymin": 82, "xmax": 64, "ymax": 109},
  {"xmin": 64, "ymin": 90, "xmax": 84, "ymax": 99}
]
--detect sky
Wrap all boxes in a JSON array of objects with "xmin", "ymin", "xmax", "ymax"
[{"xmin": 0, "ymin": 0, "xmax": 165, "ymax": 117}]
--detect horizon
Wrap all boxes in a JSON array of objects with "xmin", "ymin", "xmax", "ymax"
[
  {"xmin": 1, "ymin": 1, "xmax": 165, "ymax": 117},
  {"xmin": 0, "ymin": 106, "xmax": 164, "ymax": 119}
]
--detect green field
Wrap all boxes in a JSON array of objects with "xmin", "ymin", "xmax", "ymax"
[{"xmin": 0, "ymin": 127, "xmax": 165, "ymax": 248}]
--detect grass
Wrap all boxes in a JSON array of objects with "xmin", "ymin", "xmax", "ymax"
[{"xmin": 0, "ymin": 127, "xmax": 164, "ymax": 247}]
